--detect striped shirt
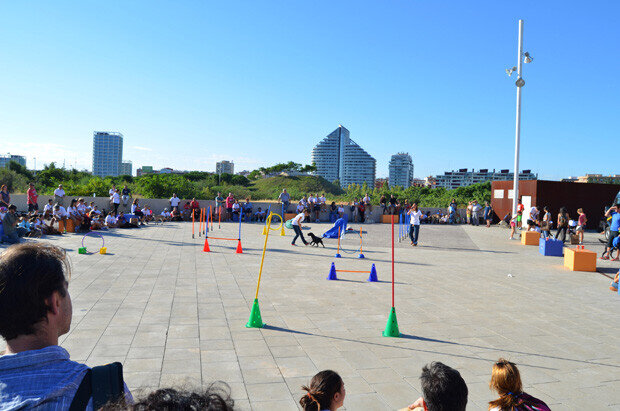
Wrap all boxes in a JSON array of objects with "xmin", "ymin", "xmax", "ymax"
[{"xmin": 0, "ymin": 346, "xmax": 90, "ymax": 410}]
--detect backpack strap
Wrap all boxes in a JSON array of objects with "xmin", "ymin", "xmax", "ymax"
[
  {"xmin": 68, "ymin": 369, "xmax": 92, "ymax": 411},
  {"xmin": 91, "ymin": 362, "xmax": 125, "ymax": 409}
]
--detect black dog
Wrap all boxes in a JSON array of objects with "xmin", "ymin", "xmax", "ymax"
[{"xmin": 308, "ymin": 232, "xmax": 325, "ymax": 247}]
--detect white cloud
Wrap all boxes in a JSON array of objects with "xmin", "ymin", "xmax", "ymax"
[{"xmin": 131, "ymin": 146, "xmax": 153, "ymax": 152}]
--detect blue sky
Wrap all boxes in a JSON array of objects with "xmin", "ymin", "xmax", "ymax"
[{"xmin": 0, "ymin": 1, "xmax": 618, "ymax": 180}]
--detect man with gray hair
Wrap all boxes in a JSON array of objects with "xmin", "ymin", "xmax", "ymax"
[{"xmin": 278, "ymin": 189, "xmax": 290, "ymax": 215}]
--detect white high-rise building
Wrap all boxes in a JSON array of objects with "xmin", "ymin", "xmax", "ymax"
[
  {"xmin": 216, "ymin": 160, "xmax": 234, "ymax": 175},
  {"xmin": 311, "ymin": 125, "xmax": 376, "ymax": 188},
  {"xmin": 92, "ymin": 132, "xmax": 123, "ymax": 177},
  {"xmin": 388, "ymin": 153, "xmax": 414, "ymax": 188}
]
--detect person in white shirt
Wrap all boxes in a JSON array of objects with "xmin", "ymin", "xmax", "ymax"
[
  {"xmin": 53, "ymin": 184, "xmax": 66, "ymax": 206},
  {"xmin": 408, "ymin": 203, "xmax": 423, "ymax": 246},
  {"xmin": 159, "ymin": 208, "xmax": 171, "ymax": 222},
  {"xmin": 471, "ymin": 200, "xmax": 482, "ymax": 226},
  {"xmin": 363, "ymin": 193, "xmax": 372, "ymax": 213},
  {"xmin": 111, "ymin": 190, "xmax": 121, "ymax": 215},
  {"xmin": 108, "ymin": 185, "xmax": 117, "ymax": 197},
  {"xmin": 232, "ymin": 200, "xmax": 241, "ymax": 220},
  {"xmin": 291, "ymin": 209, "xmax": 310, "ymax": 246},
  {"xmin": 105, "ymin": 212, "xmax": 118, "ymax": 228},
  {"xmin": 169, "ymin": 194, "xmax": 181, "ymax": 212},
  {"xmin": 43, "ymin": 199, "xmax": 54, "ymax": 219},
  {"xmin": 296, "ymin": 201, "xmax": 305, "ymax": 213},
  {"xmin": 309, "ymin": 194, "xmax": 321, "ymax": 223},
  {"xmin": 337, "ymin": 205, "xmax": 345, "ymax": 218}
]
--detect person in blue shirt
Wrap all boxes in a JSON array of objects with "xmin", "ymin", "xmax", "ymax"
[
  {"xmin": 602, "ymin": 204, "xmax": 620, "ymax": 259},
  {"xmin": 0, "ymin": 243, "xmax": 132, "ymax": 409}
]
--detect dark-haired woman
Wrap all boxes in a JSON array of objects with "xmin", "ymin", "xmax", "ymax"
[
  {"xmin": 408, "ymin": 203, "xmax": 422, "ymax": 246},
  {"xmin": 300, "ymin": 370, "xmax": 345, "ymax": 411},
  {"xmin": 555, "ymin": 207, "xmax": 569, "ymax": 243},
  {"xmin": 489, "ymin": 358, "xmax": 550, "ymax": 410}
]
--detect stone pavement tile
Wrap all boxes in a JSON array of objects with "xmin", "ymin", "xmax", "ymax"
[
  {"xmin": 127, "ymin": 346, "xmax": 165, "ymax": 359},
  {"xmin": 358, "ymin": 367, "xmax": 402, "ymax": 384},
  {"xmin": 168, "ymin": 324, "xmax": 199, "ymax": 339},
  {"xmin": 311, "ymin": 356, "xmax": 358, "ymax": 378},
  {"xmin": 342, "ymin": 393, "xmax": 390, "ymax": 410},
  {"xmin": 232, "ymin": 399, "xmax": 250, "ymax": 411},
  {"xmin": 245, "ymin": 382, "xmax": 292, "ymax": 402},
  {"xmin": 241, "ymin": 366, "xmax": 284, "ymax": 384},
  {"xmin": 249, "ymin": 399, "xmax": 299, "ymax": 411},
  {"xmin": 165, "ymin": 337, "xmax": 200, "ymax": 349},
  {"xmin": 200, "ymin": 339, "xmax": 235, "ymax": 351},
  {"xmin": 124, "ymin": 357, "xmax": 163, "ymax": 373},
  {"xmin": 90, "ymin": 344, "xmax": 131, "ymax": 359},
  {"xmin": 132, "ymin": 332, "xmax": 167, "ymax": 347},
  {"xmin": 223, "ymin": 381, "xmax": 248, "ymax": 401},
  {"xmin": 123, "ymin": 372, "xmax": 161, "ymax": 391},
  {"xmin": 202, "ymin": 361, "xmax": 244, "ymax": 383},
  {"xmin": 164, "ymin": 347, "xmax": 200, "ymax": 361},
  {"xmin": 263, "ymin": 335, "xmax": 299, "ymax": 347},
  {"xmin": 199, "ymin": 326, "xmax": 231, "ymax": 340},
  {"xmin": 371, "ymin": 381, "xmax": 417, "ymax": 410},
  {"xmin": 233, "ymin": 338, "xmax": 271, "ymax": 357},
  {"xmin": 275, "ymin": 356, "xmax": 318, "ymax": 378},
  {"xmin": 270, "ymin": 345, "xmax": 306, "ymax": 358},
  {"xmin": 340, "ymin": 350, "xmax": 386, "ymax": 370},
  {"xmin": 159, "ymin": 372, "xmax": 201, "ymax": 388},
  {"xmin": 201, "ymin": 349, "xmax": 238, "ymax": 363},
  {"xmin": 238, "ymin": 355, "xmax": 278, "ymax": 370},
  {"xmin": 162, "ymin": 359, "xmax": 201, "ymax": 374}
]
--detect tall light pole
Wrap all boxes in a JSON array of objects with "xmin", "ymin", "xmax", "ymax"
[{"xmin": 506, "ymin": 19, "xmax": 533, "ymax": 217}]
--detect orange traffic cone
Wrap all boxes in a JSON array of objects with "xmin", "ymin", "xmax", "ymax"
[
  {"xmin": 203, "ymin": 238, "xmax": 210, "ymax": 252},
  {"xmin": 236, "ymin": 240, "xmax": 243, "ymax": 254}
]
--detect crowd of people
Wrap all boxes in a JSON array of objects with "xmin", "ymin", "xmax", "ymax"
[{"xmin": 0, "ymin": 242, "xmax": 552, "ymax": 410}]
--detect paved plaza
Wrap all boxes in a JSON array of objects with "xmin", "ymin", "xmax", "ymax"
[{"xmin": 2, "ymin": 221, "xmax": 619, "ymax": 409}]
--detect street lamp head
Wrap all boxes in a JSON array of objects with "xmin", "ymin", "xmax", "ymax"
[
  {"xmin": 515, "ymin": 78, "xmax": 525, "ymax": 87},
  {"xmin": 523, "ymin": 52, "xmax": 533, "ymax": 63},
  {"xmin": 506, "ymin": 66, "xmax": 517, "ymax": 76}
]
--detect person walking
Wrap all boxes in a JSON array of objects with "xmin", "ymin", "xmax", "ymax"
[
  {"xmin": 555, "ymin": 207, "xmax": 569, "ymax": 243},
  {"xmin": 541, "ymin": 206, "xmax": 552, "ymax": 239},
  {"xmin": 291, "ymin": 209, "xmax": 309, "ymax": 246},
  {"xmin": 602, "ymin": 204, "xmax": 620, "ymax": 259},
  {"xmin": 408, "ymin": 203, "xmax": 422, "ymax": 246}
]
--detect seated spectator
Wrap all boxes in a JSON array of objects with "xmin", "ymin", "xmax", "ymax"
[
  {"xmin": 380, "ymin": 194, "xmax": 387, "ymax": 214},
  {"xmin": 0, "ymin": 243, "xmax": 131, "ymax": 408},
  {"xmin": 34, "ymin": 215, "xmax": 60, "ymax": 235},
  {"xmin": 337, "ymin": 204, "xmax": 345, "ymax": 218},
  {"xmin": 67, "ymin": 199, "xmax": 83, "ymax": 226},
  {"xmin": 116, "ymin": 212, "xmax": 138, "ymax": 228},
  {"xmin": 52, "ymin": 204, "xmax": 68, "ymax": 231},
  {"xmin": 489, "ymin": 358, "xmax": 550, "ymax": 411},
  {"xmin": 159, "ymin": 208, "xmax": 171, "ymax": 222},
  {"xmin": 407, "ymin": 362, "xmax": 468, "ymax": 411},
  {"xmin": 329, "ymin": 202, "xmax": 338, "ymax": 222},
  {"xmin": 231, "ymin": 200, "xmax": 241, "ymax": 220},
  {"xmin": 130, "ymin": 199, "xmax": 145, "ymax": 225},
  {"xmin": 190, "ymin": 198, "xmax": 200, "ymax": 219},
  {"xmin": 90, "ymin": 210, "xmax": 105, "ymax": 230},
  {"xmin": 105, "ymin": 211, "xmax": 118, "ymax": 228},
  {"xmin": 363, "ymin": 193, "xmax": 372, "ymax": 213},
  {"xmin": 1, "ymin": 205, "xmax": 19, "ymax": 244},
  {"xmin": 102, "ymin": 383, "xmax": 232, "ymax": 410},
  {"xmin": 170, "ymin": 208, "xmax": 182, "ymax": 221},
  {"xmin": 142, "ymin": 205, "xmax": 154, "ymax": 223},
  {"xmin": 255, "ymin": 207, "xmax": 266, "ymax": 222},
  {"xmin": 182, "ymin": 201, "xmax": 191, "ymax": 220},
  {"xmin": 18, "ymin": 216, "xmax": 41, "ymax": 238},
  {"xmin": 299, "ymin": 370, "xmax": 345, "ymax": 411},
  {"xmin": 244, "ymin": 198, "xmax": 253, "ymax": 221},
  {"xmin": 296, "ymin": 201, "xmax": 305, "ymax": 214},
  {"xmin": 389, "ymin": 195, "xmax": 398, "ymax": 215},
  {"xmin": 43, "ymin": 199, "xmax": 54, "ymax": 219}
]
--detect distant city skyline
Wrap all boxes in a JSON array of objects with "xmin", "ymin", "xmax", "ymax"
[{"xmin": 0, "ymin": 2, "xmax": 617, "ymax": 180}]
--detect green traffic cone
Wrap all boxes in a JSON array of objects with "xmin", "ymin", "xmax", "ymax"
[
  {"xmin": 382, "ymin": 307, "xmax": 400, "ymax": 337},
  {"xmin": 246, "ymin": 298, "xmax": 264, "ymax": 328}
]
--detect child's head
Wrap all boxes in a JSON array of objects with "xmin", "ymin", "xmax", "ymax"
[
  {"xmin": 489, "ymin": 358, "xmax": 522, "ymax": 409},
  {"xmin": 300, "ymin": 370, "xmax": 344, "ymax": 411},
  {"xmin": 577, "ymin": 208, "xmax": 583, "ymax": 214}
]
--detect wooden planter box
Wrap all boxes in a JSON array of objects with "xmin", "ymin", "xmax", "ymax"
[{"xmin": 564, "ymin": 247, "xmax": 596, "ymax": 272}]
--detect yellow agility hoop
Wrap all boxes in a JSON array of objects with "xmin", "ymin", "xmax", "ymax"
[{"xmin": 262, "ymin": 212, "xmax": 286, "ymax": 236}]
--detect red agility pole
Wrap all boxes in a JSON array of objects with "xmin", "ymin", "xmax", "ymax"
[
  {"xmin": 192, "ymin": 208, "xmax": 195, "ymax": 239},
  {"xmin": 382, "ymin": 213, "xmax": 400, "ymax": 337},
  {"xmin": 218, "ymin": 206, "xmax": 221, "ymax": 229}
]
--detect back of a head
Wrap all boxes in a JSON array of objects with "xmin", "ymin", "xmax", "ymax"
[
  {"xmin": 420, "ymin": 362, "xmax": 468, "ymax": 411},
  {"xmin": 105, "ymin": 383, "xmax": 234, "ymax": 411},
  {"xmin": 489, "ymin": 358, "xmax": 523, "ymax": 410},
  {"xmin": 299, "ymin": 370, "xmax": 343, "ymax": 411},
  {"xmin": 0, "ymin": 243, "xmax": 69, "ymax": 340}
]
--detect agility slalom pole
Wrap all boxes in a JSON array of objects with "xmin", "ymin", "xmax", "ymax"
[
  {"xmin": 209, "ymin": 206, "xmax": 213, "ymax": 231},
  {"xmin": 218, "ymin": 206, "xmax": 221, "ymax": 229},
  {"xmin": 192, "ymin": 208, "xmax": 195, "ymax": 239},
  {"xmin": 358, "ymin": 226, "xmax": 365, "ymax": 258},
  {"xmin": 335, "ymin": 226, "xmax": 341, "ymax": 258},
  {"xmin": 198, "ymin": 208, "xmax": 203, "ymax": 237},
  {"xmin": 383, "ymin": 212, "xmax": 400, "ymax": 337},
  {"xmin": 247, "ymin": 212, "xmax": 273, "ymax": 328}
]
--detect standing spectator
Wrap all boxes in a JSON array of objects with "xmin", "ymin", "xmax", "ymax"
[
  {"xmin": 576, "ymin": 208, "xmax": 587, "ymax": 245},
  {"xmin": 278, "ymin": 189, "xmax": 291, "ymax": 215},
  {"xmin": 27, "ymin": 183, "xmax": 38, "ymax": 213},
  {"xmin": 602, "ymin": 204, "xmax": 620, "ymax": 259},
  {"xmin": 0, "ymin": 185, "xmax": 9, "ymax": 208},
  {"xmin": 471, "ymin": 200, "xmax": 482, "ymax": 226},
  {"xmin": 299, "ymin": 370, "xmax": 345, "ymax": 411},
  {"xmin": 169, "ymin": 193, "xmax": 181, "ymax": 213},
  {"xmin": 110, "ymin": 189, "xmax": 121, "ymax": 215},
  {"xmin": 408, "ymin": 202, "xmax": 422, "ymax": 246},
  {"xmin": 389, "ymin": 195, "xmax": 398, "ymax": 215},
  {"xmin": 483, "ymin": 202, "xmax": 493, "ymax": 228},
  {"xmin": 363, "ymin": 193, "xmax": 372, "ymax": 213},
  {"xmin": 351, "ymin": 199, "xmax": 359, "ymax": 223},
  {"xmin": 517, "ymin": 197, "xmax": 525, "ymax": 230},
  {"xmin": 0, "ymin": 244, "xmax": 132, "ymax": 408},
  {"xmin": 555, "ymin": 207, "xmax": 570, "ymax": 243},
  {"xmin": 329, "ymin": 202, "xmax": 338, "ymax": 222},
  {"xmin": 488, "ymin": 358, "xmax": 550, "ymax": 411},
  {"xmin": 359, "ymin": 201, "xmax": 366, "ymax": 223},
  {"xmin": 108, "ymin": 184, "xmax": 117, "ymax": 197},
  {"xmin": 311, "ymin": 193, "xmax": 321, "ymax": 223},
  {"xmin": 380, "ymin": 195, "xmax": 388, "ymax": 214},
  {"xmin": 527, "ymin": 205, "xmax": 539, "ymax": 227},
  {"xmin": 225, "ymin": 193, "xmax": 235, "ymax": 222},
  {"xmin": 541, "ymin": 206, "xmax": 552, "ymax": 240},
  {"xmin": 53, "ymin": 184, "xmax": 65, "ymax": 206},
  {"xmin": 121, "ymin": 185, "xmax": 131, "ymax": 206},
  {"xmin": 291, "ymin": 209, "xmax": 309, "ymax": 246},
  {"xmin": 406, "ymin": 362, "xmax": 468, "ymax": 411},
  {"xmin": 1, "ymin": 205, "xmax": 19, "ymax": 244},
  {"xmin": 214, "ymin": 192, "xmax": 224, "ymax": 218},
  {"xmin": 337, "ymin": 203, "xmax": 345, "ymax": 219},
  {"xmin": 466, "ymin": 201, "xmax": 472, "ymax": 224}
]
